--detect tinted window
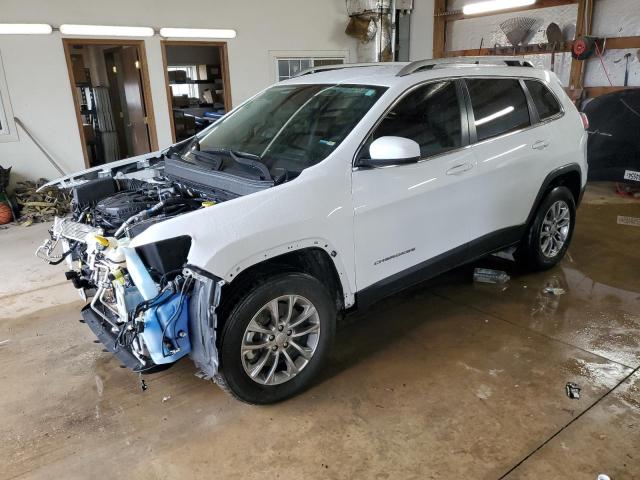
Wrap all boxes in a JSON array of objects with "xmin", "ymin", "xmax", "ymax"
[
  {"xmin": 466, "ymin": 79, "xmax": 530, "ymax": 141},
  {"xmin": 367, "ymin": 80, "xmax": 462, "ymax": 158},
  {"xmin": 525, "ymin": 80, "xmax": 561, "ymax": 120}
]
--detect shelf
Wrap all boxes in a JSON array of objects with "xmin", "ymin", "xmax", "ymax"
[
  {"xmin": 447, "ymin": 42, "xmax": 573, "ymax": 57},
  {"xmin": 169, "ymin": 79, "xmax": 220, "ymax": 85}
]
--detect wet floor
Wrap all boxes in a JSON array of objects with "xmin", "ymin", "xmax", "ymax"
[{"xmin": 0, "ymin": 185, "xmax": 639, "ymax": 479}]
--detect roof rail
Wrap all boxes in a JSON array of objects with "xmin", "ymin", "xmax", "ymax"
[
  {"xmin": 396, "ymin": 56, "xmax": 534, "ymax": 77},
  {"xmin": 294, "ymin": 62, "xmax": 389, "ymax": 77}
]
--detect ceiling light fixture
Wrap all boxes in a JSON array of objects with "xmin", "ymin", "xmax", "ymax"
[
  {"xmin": 0, "ymin": 24, "xmax": 53, "ymax": 35},
  {"xmin": 462, "ymin": 0, "xmax": 536, "ymax": 16},
  {"xmin": 159, "ymin": 27, "xmax": 237, "ymax": 39},
  {"xmin": 59, "ymin": 24, "xmax": 154, "ymax": 37}
]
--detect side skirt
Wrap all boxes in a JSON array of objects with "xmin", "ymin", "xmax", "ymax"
[{"xmin": 355, "ymin": 225, "xmax": 524, "ymax": 309}]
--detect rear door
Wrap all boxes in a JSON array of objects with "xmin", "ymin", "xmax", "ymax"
[
  {"xmin": 461, "ymin": 77, "xmax": 552, "ymax": 253},
  {"xmin": 352, "ymin": 79, "xmax": 475, "ymax": 295}
]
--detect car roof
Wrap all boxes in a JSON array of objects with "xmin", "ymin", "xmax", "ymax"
[{"xmin": 280, "ymin": 58, "xmax": 554, "ymax": 88}]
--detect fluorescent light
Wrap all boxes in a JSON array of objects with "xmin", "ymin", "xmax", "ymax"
[
  {"xmin": 159, "ymin": 27, "xmax": 236, "ymax": 39},
  {"xmin": 0, "ymin": 24, "xmax": 52, "ymax": 35},
  {"xmin": 462, "ymin": 0, "xmax": 536, "ymax": 15},
  {"xmin": 475, "ymin": 106, "xmax": 514, "ymax": 126},
  {"xmin": 59, "ymin": 24, "xmax": 154, "ymax": 37}
]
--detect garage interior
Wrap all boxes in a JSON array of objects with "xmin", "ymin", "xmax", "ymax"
[
  {"xmin": 64, "ymin": 40, "xmax": 157, "ymax": 166},
  {"xmin": 0, "ymin": 0, "xmax": 639, "ymax": 479},
  {"xmin": 162, "ymin": 42, "xmax": 231, "ymax": 142}
]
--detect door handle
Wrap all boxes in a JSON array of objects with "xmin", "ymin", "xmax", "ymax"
[
  {"xmin": 532, "ymin": 140, "xmax": 550, "ymax": 150},
  {"xmin": 446, "ymin": 162, "xmax": 473, "ymax": 175}
]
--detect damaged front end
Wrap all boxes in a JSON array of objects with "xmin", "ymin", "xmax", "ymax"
[
  {"xmin": 34, "ymin": 149, "xmax": 271, "ymax": 378},
  {"xmin": 38, "ymin": 213, "xmax": 223, "ymax": 376}
]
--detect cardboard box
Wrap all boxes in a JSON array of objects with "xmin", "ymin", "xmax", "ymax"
[
  {"xmin": 173, "ymin": 113, "xmax": 196, "ymax": 139},
  {"xmin": 82, "ymin": 124, "xmax": 95, "ymax": 143},
  {"xmin": 201, "ymin": 89, "xmax": 216, "ymax": 104},
  {"xmin": 197, "ymin": 64, "xmax": 220, "ymax": 81},
  {"xmin": 71, "ymin": 54, "xmax": 90, "ymax": 85},
  {"xmin": 172, "ymin": 94, "xmax": 190, "ymax": 108}
]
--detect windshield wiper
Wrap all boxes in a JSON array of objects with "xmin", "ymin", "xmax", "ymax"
[{"xmin": 201, "ymin": 148, "xmax": 272, "ymax": 181}]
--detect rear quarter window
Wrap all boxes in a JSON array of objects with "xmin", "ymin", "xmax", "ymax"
[
  {"xmin": 466, "ymin": 78, "xmax": 531, "ymax": 142},
  {"xmin": 525, "ymin": 80, "xmax": 562, "ymax": 120}
]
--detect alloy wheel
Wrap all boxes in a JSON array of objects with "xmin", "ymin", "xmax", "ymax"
[
  {"xmin": 240, "ymin": 295, "xmax": 320, "ymax": 385},
  {"xmin": 539, "ymin": 200, "xmax": 571, "ymax": 258}
]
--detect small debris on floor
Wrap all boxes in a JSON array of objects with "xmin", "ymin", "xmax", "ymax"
[
  {"xmin": 0, "ymin": 339, "xmax": 10, "ymax": 347},
  {"xmin": 617, "ymin": 215, "xmax": 640, "ymax": 227},
  {"xmin": 544, "ymin": 287, "xmax": 566, "ymax": 296},
  {"xmin": 162, "ymin": 395, "xmax": 171, "ymax": 403},
  {"xmin": 140, "ymin": 378, "xmax": 148, "ymax": 392},
  {"xmin": 597, "ymin": 474, "xmax": 611, "ymax": 480},
  {"xmin": 566, "ymin": 382, "xmax": 581, "ymax": 399},
  {"xmin": 473, "ymin": 268, "xmax": 510, "ymax": 284}
]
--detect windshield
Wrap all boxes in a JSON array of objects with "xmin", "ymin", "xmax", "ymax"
[{"xmin": 182, "ymin": 84, "xmax": 387, "ymax": 174}]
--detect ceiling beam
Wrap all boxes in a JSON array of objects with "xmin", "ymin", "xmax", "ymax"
[
  {"xmin": 604, "ymin": 36, "xmax": 640, "ymax": 49},
  {"xmin": 445, "ymin": 35, "xmax": 640, "ymax": 58},
  {"xmin": 446, "ymin": 44, "xmax": 574, "ymax": 57}
]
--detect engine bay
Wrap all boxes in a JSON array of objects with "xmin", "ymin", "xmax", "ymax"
[{"xmin": 34, "ymin": 152, "xmax": 265, "ymax": 374}]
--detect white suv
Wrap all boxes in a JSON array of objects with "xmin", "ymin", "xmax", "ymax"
[{"xmin": 39, "ymin": 57, "xmax": 588, "ymax": 403}]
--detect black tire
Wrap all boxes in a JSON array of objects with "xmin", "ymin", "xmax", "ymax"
[
  {"xmin": 516, "ymin": 186, "xmax": 576, "ymax": 271},
  {"xmin": 215, "ymin": 272, "xmax": 336, "ymax": 404}
]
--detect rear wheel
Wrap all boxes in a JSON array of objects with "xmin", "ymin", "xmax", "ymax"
[
  {"xmin": 516, "ymin": 186, "xmax": 576, "ymax": 271},
  {"xmin": 215, "ymin": 273, "xmax": 336, "ymax": 404}
]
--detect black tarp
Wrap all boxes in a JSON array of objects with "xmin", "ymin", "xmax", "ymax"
[{"xmin": 583, "ymin": 89, "xmax": 640, "ymax": 183}]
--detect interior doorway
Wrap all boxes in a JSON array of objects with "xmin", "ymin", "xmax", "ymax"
[
  {"xmin": 161, "ymin": 41, "xmax": 232, "ymax": 142},
  {"xmin": 63, "ymin": 39, "xmax": 158, "ymax": 168}
]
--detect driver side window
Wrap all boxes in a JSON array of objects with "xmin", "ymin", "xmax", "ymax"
[{"xmin": 363, "ymin": 80, "xmax": 463, "ymax": 159}]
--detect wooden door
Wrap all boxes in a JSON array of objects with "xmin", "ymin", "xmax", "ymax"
[
  {"xmin": 103, "ymin": 49, "xmax": 129, "ymax": 158},
  {"xmin": 121, "ymin": 46, "xmax": 151, "ymax": 155}
]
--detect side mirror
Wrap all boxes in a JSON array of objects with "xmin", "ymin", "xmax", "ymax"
[{"xmin": 358, "ymin": 136, "xmax": 421, "ymax": 167}]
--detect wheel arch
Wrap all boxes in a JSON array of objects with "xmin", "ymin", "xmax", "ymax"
[
  {"xmin": 526, "ymin": 164, "xmax": 583, "ymax": 229},
  {"xmin": 217, "ymin": 244, "xmax": 352, "ymax": 327}
]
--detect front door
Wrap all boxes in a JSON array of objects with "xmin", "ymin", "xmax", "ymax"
[{"xmin": 352, "ymin": 79, "xmax": 474, "ymax": 295}]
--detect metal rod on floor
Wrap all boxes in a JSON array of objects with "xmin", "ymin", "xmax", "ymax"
[{"xmin": 13, "ymin": 117, "xmax": 66, "ymax": 176}]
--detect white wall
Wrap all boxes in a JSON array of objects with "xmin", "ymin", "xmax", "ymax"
[
  {"xmin": 409, "ymin": 0, "xmax": 435, "ymax": 60},
  {"xmin": 0, "ymin": 0, "xmax": 357, "ymax": 186}
]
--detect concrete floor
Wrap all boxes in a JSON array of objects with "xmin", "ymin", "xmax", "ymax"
[{"xmin": 1, "ymin": 184, "xmax": 639, "ymax": 479}]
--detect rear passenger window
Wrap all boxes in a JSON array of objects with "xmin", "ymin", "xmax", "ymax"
[
  {"xmin": 367, "ymin": 80, "xmax": 462, "ymax": 158},
  {"xmin": 466, "ymin": 79, "xmax": 531, "ymax": 142},
  {"xmin": 525, "ymin": 80, "xmax": 561, "ymax": 120}
]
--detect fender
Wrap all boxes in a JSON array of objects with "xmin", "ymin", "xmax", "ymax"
[
  {"xmin": 524, "ymin": 163, "xmax": 583, "ymax": 229},
  {"xmin": 215, "ymin": 238, "xmax": 355, "ymax": 308},
  {"xmin": 128, "ymin": 170, "xmax": 357, "ymax": 307}
]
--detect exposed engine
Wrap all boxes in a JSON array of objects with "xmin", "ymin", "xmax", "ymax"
[
  {"xmin": 70, "ymin": 176, "xmax": 227, "ymax": 237},
  {"xmin": 35, "ymin": 157, "xmax": 239, "ymax": 373}
]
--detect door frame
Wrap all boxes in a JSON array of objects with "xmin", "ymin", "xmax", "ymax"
[
  {"xmin": 160, "ymin": 40, "xmax": 233, "ymax": 143},
  {"xmin": 62, "ymin": 38, "xmax": 159, "ymax": 168}
]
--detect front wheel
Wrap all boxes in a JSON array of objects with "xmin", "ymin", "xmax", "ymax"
[
  {"xmin": 215, "ymin": 273, "xmax": 336, "ymax": 404},
  {"xmin": 516, "ymin": 186, "xmax": 576, "ymax": 271}
]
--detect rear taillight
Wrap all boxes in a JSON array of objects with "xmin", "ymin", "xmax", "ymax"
[{"xmin": 580, "ymin": 112, "xmax": 589, "ymax": 130}]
